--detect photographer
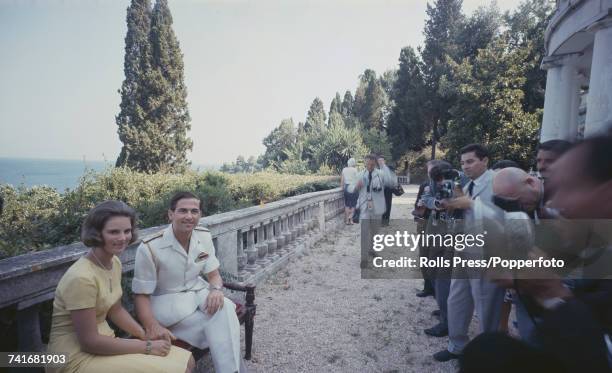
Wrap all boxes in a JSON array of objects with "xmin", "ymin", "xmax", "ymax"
[
  {"xmin": 421, "ymin": 161, "xmax": 468, "ymax": 338},
  {"xmin": 350, "ymin": 154, "xmax": 396, "ymax": 267},
  {"xmin": 433, "ymin": 144, "xmax": 505, "ymax": 363},
  {"xmin": 460, "ymin": 136, "xmax": 612, "ymax": 373},
  {"xmin": 413, "ymin": 159, "xmax": 443, "ymax": 298}
]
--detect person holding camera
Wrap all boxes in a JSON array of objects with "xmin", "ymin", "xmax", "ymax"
[
  {"xmin": 413, "ymin": 159, "xmax": 444, "ymax": 298},
  {"xmin": 460, "ymin": 136, "xmax": 612, "ymax": 373},
  {"xmin": 433, "ymin": 144, "xmax": 505, "ymax": 362},
  {"xmin": 420, "ymin": 160, "xmax": 468, "ymax": 338},
  {"xmin": 350, "ymin": 154, "xmax": 396, "ymax": 267}
]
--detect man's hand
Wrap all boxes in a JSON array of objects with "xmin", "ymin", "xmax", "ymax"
[
  {"xmin": 204, "ymin": 289, "xmax": 224, "ymax": 315},
  {"xmin": 355, "ymin": 179, "xmax": 364, "ymax": 190},
  {"xmin": 441, "ymin": 196, "xmax": 473, "ymax": 210},
  {"xmin": 145, "ymin": 322, "xmax": 176, "ymax": 342}
]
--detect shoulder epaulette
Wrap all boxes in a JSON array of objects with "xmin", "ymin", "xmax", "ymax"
[
  {"xmin": 142, "ymin": 231, "xmax": 163, "ymax": 243},
  {"xmin": 194, "ymin": 226, "xmax": 210, "ymax": 232}
]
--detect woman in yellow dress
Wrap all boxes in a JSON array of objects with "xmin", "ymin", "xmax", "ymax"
[{"xmin": 47, "ymin": 201, "xmax": 195, "ymax": 373}]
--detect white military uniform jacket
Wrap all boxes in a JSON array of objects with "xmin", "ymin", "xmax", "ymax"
[
  {"xmin": 133, "ymin": 224, "xmax": 241, "ymax": 372},
  {"xmin": 132, "ymin": 224, "xmax": 220, "ymax": 327}
]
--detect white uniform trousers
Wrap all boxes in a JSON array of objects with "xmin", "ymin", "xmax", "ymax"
[{"xmin": 171, "ymin": 295, "xmax": 241, "ymax": 373}]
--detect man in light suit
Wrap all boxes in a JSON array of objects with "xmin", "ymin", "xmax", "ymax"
[
  {"xmin": 433, "ymin": 144, "xmax": 505, "ymax": 362},
  {"xmin": 350, "ymin": 154, "xmax": 396, "ymax": 268}
]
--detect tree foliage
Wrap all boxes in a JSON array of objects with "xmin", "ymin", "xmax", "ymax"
[{"xmin": 116, "ymin": 0, "xmax": 192, "ymax": 173}]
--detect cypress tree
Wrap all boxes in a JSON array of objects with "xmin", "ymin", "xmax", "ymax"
[
  {"xmin": 116, "ymin": 0, "xmax": 192, "ymax": 172},
  {"xmin": 148, "ymin": 0, "xmax": 192, "ymax": 171},
  {"xmin": 115, "ymin": 0, "xmax": 153, "ymax": 170}
]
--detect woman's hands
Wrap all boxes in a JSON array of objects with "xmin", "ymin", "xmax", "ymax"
[
  {"xmin": 146, "ymin": 322, "xmax": 176, "ymax": 342},
  {"xmin": 148, "ymin": 339, "xmax": 172, "ymax": 356}
]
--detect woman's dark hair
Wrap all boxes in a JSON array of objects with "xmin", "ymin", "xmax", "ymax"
[{"xmin": 81, "ymin": 200, "xmax": 138, "ymax": 248}]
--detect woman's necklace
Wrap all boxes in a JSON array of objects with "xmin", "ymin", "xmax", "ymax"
[{"xmin": 90, "ymin": 249, "xmax": 113, "ymax": 293}]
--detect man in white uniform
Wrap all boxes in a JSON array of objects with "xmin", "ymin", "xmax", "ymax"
[{"xmin": 132, "ymin": 192, "xmax": 241, "ymax": 373}]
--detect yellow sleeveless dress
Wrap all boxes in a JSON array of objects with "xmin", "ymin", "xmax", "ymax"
[{"xmin": 46, "ymin": 256, "xmax": 191, "ymax": 373}]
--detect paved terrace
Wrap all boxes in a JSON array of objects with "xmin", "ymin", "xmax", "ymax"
[{"xmin": 239, "ymin": 186, "xmax": 481, "ymax": 373}]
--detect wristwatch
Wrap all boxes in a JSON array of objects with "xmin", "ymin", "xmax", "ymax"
[
  {"xmin": 145, "ymin": 339, "xmax": 152, "ymax": 354},
  {"xmin": 209, "ymin": 284, "xmax": 223, "ymax": 292}
]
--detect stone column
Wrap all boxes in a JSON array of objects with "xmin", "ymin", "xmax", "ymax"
[
  {"xmin": 541, "ymin": 54, "xmax": 581, "ymax": 142},
  {"xmin": 237, "ymin": 230, "xmax": 247, "ymax": 274},
  {"xmin": 585, "ymin": 19, "xmax": 612, "ymax": 137},
  {"xmin": 317, "ymin": 201, "xmax": 326, "ymax": 232},
  {"xmin": 275, "ymin": 218, "xmax": 285, "ymax": 252},
  {"xmin": 245, "ymin": 228, "xmax": 258, "ymax": 272},
  {"xmin": 255, "ymin": 223, "xmax": 269, "ymax": 266},
  {"xmin": 282, "ymin": 215, "xmax": 293, "ymax": 252},
  {"xmin": 298, "ymin": 209, "xmax": 306, "ymax": 236},
  {"xmin": 265, "ymin": 220, "xmax": 279, "ymax": 261}
]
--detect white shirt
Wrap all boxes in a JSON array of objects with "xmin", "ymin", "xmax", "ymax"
[{"xmin": 342, "ymin": 166, "xmax": 358, "ymax": 185}]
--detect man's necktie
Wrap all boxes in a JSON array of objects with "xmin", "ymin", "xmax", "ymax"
[{"xmin": 467, "ymin": 181, "xmax": 475, "ymax": 197}]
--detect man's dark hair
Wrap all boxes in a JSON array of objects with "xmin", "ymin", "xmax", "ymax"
[
  {"xmin": 573, "ymin": 135, "xmax": 612, "ymax": 183},
  {"xmin": 537, "ymin": 139, "xmax": 572, "ymax": 156},
  {"xmin": 365, "ymin": 154, "xmax": 378, "ymax": 162},
  {"xmin": 429, "ymin": 160, "xmax": 453, "ymax": 181},
  {"xmin": 169, "ymin": 191, "xmax": 203, "ymax": 211},
  {"xmin": 81, "ymin": 200, "xmax": 138, "ymax": 248},
  {"xmin": 460, "ymin": 144, "xmax": 489, "ymax": 160},
  {"xmin": 426, "ymin": 159, "xmax": 443, "ymax": 168},
  {"xmin": 491, "ymin": 160, "xmax": 520, "ymax": 170}
]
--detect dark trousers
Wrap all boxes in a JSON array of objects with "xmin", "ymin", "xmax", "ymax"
[
  {"xmin": 417, "ymin": 220, "xmax": 434, "ymax": 293},
  {"xmin": 382, "ymin": 188, "xmax": 393, "ymax": 223},
  {"xmin": 460, "ymin": 299, "xmax": 611, "ymax": 373},
  {"xmin": 432, "ymin": 249, "xmax": 453, "ymax": 327}
]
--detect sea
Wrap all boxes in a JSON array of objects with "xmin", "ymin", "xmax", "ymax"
[{"xmin": 0, "ymin": 158, "xmax": 218, "ymax": 191}]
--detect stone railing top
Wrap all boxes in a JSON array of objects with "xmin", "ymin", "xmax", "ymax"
[{"xmin": 0, "ymin": 188, "xmax": 342, "ymax": 283}]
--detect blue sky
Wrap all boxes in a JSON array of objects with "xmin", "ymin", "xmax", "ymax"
[{"xmin": 0, "ymin": 0, "xmax": 519, "ymax": 165}]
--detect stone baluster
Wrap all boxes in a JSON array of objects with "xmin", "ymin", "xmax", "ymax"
[
  {"xmin": 265, "ymin": 220, "xmax": 279, "ymax": 261},
  {"xmin": 275, "ymin": 218, "xmax": 285, "ymax": 254},
  {"xmin": 282, "ymin": 215, "xmax": 293, "ymax": 253},
  {"xmin": 237, "ymin": 229, "xmax": 247, "ymax": 275},
  {"xmin": 297, "ymin": 209, "xmax": 306, "ymax": 236},
  {"xmin": 255, "ymin": 223, "xmax": 269, "ymax": 266},
  {"xmin": 245, "ymin": 227, "xmax": 258, "ymax": 272}
]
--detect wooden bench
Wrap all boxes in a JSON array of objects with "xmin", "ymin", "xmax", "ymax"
[{"xmin": 172, "ymin": 282, "xmax": 256, "ymax": 361}]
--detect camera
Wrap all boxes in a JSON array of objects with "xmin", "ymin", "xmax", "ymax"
[
  {"xmin": 430, "ymin": 167, "xmax": 462, "ymax": 228},
  {"xmin": 437, "ymin": 169, "xmax": 460, "ymax": 200},
  {"xmin": 370, "ymin": 174, "xmax": 383, "ymax": 192}
]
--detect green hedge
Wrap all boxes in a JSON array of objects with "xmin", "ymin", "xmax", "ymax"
[{"xmin": 0, "ymin": 167, "xmax": 338, "ymax": 258}]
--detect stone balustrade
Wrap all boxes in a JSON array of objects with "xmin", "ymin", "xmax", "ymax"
[{"xmin": 0, "ymin": 187, "xmax": 344, "ymax": 354}]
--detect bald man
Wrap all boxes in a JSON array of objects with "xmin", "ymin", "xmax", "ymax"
[
  {"xmin": 492, "ymin": 167, "xmax": 549, "ymax": 344},
  {"xmin": 492, "ymin": 167, "xmax": 544, "ymax": 217}
]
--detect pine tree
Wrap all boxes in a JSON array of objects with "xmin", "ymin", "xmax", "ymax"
[
  {"xmin": 420, "ymin": 0, "xmax": 464, "ymax": 158},
  {"xmin": 341, "ymin": 90, "xmax": 354, "ymax": 119},
  {"xmin": 387, "ymin": 47, "xmax": 428, "ymax": 159},
  {"xmin": 328, "ymin": 92, "xmax": 342, "ymax": 121},
  {"xmin": 304, "ymin": 97, "xmax": 327, "ymax": 133},
  {"xmin": 353, "ymin": 69, "xmax": 388, "ymax": 130}
]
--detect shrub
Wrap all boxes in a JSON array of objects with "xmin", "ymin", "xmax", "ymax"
[{"xmin": 0, "ymin": 168, "xmax": 338, "ymax": 258}]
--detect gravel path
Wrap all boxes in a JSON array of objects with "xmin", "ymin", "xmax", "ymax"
[{"xmin": 241, "ymin": 186, "xmax": 467, "ymax": 373}]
